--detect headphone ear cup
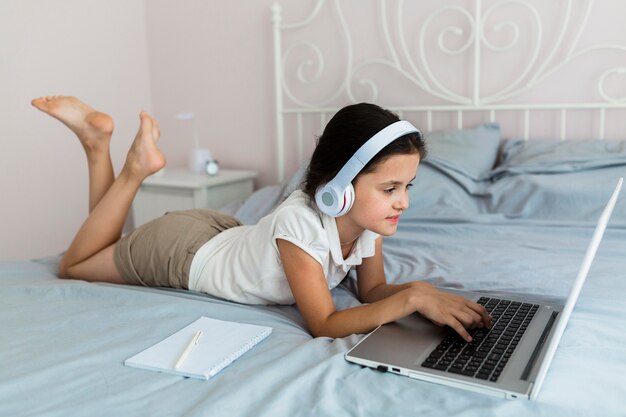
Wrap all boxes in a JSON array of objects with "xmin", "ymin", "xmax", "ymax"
[
  {"xmin": 315, "ymin": 183, "xmax": 354, "ymax": 217},
  {"xmin": 315, "ymin": 184, "xmax": 341, "ymax": 216},
  {"xmin": 336, "ymin": 183, "xmax": 355, "ymax": 217}
]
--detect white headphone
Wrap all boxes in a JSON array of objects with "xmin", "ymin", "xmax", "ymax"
[{"xmin": 314, "ymin": 120, "xmax": 420, "ymax": 217}]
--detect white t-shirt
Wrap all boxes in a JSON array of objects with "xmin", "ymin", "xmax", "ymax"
[{"xmin": 188, "ymin": 190, "xmax": 379, "ymax": 305}]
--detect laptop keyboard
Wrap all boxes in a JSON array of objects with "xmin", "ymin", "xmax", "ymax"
[{"xmin": 421, "ymin": 297, "xmax": 539, "ymax": 382}]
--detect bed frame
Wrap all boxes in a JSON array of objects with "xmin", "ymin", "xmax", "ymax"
[{"xmin": 271, "ymin": 0, "xmax": 626, "ymax": 182}]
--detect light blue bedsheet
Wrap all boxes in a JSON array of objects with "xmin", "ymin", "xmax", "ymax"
[
  {"xmin": 2, "ymin": 140, "xmax": 626, "ymax": 416},
  {"xmin": 2, "ymin": 224, "xmax": 625, "ymax": 416}
]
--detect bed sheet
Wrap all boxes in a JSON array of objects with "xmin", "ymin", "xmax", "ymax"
[
  {"xmin": 2, "ymin": 224, "xmax": 626, "ymax": 417},
  {"xmin": 3, "ymin": 139, "xmax": 626, "ymax": 416}
]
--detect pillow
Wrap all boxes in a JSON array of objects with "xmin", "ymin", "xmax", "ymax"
[
  {"xmin": 230, "ymin": 167, "xmax": 307, "ymax": 225},
  {"xmin": 404, "ymin": 163, "xmax": 486, "ymax": 219},
  {"xmin": 485, "ymin": 167, "xmax": 625, "ymax": 223},
  {"xmin": 424, "ymin": 123, "xmax": 501, "ymax": 181},
  {"xmin": 494, "ymin": 138, "xmax": 626, "ymax": 176}
]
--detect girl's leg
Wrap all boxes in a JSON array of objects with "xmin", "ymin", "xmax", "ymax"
[
  {"xmin": 58, "ymin": 111, "xmax": 165, "ymax": 283},
  {"xmin": 31, "ymin": 96, "xmax": 115, "ymax": 212}
]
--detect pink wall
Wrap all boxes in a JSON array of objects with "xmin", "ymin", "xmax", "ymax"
[
  {"xmin": 0, "ymin": 0, "xmax": 152, "ymax": 261},
  {"xmin": 144, "ymin": 0, "xmax": 278, "ymax": 186},
  {"xmin": 2, "ymin": 0, "xmax": 626, "ymax": 261}
]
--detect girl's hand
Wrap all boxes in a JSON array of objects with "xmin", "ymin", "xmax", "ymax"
[{"xmin": 407, "ymin": 283, "xmax": 492, "ymax": 342}]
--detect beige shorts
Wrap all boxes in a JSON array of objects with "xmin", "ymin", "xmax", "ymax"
[{"xmin": 113, "ymin": 209, "xmax": 242, "ymax": 289}]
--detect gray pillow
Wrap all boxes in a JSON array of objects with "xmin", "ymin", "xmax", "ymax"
[
  {"xmin": 425, "ymin": 123, "xmax": 501, "ymax": 181},
  {"xmin": 494, "ymin": 138, "xmax": 626, "ymax": 176}
]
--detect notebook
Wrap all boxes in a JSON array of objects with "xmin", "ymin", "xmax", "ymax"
[
  {"xmin": 345, "ymin": 177, "xmax": 622, "ymax": 400},
  {"xmin": 124, "ymin": 316, "xmax": 272, "ymax": 380}
]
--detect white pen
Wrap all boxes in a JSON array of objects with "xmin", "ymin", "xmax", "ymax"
[{"xmin": 175, "ymin": 330, "xmax": 203, "ymax": 369}]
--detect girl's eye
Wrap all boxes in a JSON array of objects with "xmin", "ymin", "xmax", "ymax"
[{"xmin": 384, "ymin": 183, "xmax": 413, "ymax": 194}]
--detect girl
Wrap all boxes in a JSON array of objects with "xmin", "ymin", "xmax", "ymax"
[{"xmin": 32, "ymin": 97, "xmax": 490, "ymax": 341}]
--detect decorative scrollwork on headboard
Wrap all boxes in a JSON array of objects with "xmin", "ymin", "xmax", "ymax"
[{"xmin": 272, "ymin": 0, "xmax": 626, "ymax": 181}]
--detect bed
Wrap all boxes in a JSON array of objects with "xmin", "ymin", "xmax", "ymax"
[{"xmin": 3, "ymin": 1, "xmax": 626, "ymax": 416}]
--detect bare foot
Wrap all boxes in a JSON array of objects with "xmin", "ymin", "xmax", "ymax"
[
  {"xmin": 122, "ymin": 111, "xmax": 165, "ymax": 180},
  {"xmin": 31, "ymin": 96, "xmax": 114, "ymax": 152}
]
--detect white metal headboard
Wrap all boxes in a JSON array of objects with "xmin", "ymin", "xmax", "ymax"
[{"xmin": 272, "ymin": 0, "xmax": 626, "ymax": 182}]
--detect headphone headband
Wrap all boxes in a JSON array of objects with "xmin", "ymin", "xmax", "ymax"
[
  {"xmin": 331, "ymin": 120, "xmax": 420, "ymax": 189},
  {"xmin": 315, "ymin": 120, "xmax": 420, "ymax": 217}
]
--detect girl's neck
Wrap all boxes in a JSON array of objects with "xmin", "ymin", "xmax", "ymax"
[
  {"xmin": 340, "ymin": 235, "xmax": 359, "ymax": 246},
  {"xmin": 335, "ymin": 216, "xmax": 364, "ymax": 248}
]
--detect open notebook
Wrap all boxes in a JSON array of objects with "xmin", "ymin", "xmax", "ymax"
[{"xmin": 124, "ymin": 316, "xmax": 272, "ymax": 380}]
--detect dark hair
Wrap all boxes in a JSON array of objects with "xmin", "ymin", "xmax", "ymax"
[{"xmin": 302, "ymin": 102, "xmax": 426, "ymax": 199}]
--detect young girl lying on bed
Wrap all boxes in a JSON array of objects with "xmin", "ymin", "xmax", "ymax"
[{"xmin": 32, "ymin": 96, "xmax": 491, "ymax": 341}]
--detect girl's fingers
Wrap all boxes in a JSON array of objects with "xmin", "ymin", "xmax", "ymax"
[
  {"xmin": 420, "ymin": 292, "xmax": 493, "ymax": 341},
  {"xmin": 453, "ymin": 306, "xmax": 482, "ymax": 328},
  {"xmin": 448, "ymin": 318, "xmax": 473, "ymax": 342},
  {"xmin": 466, "ymin": 300, "xmax": 493, "ymax": 328}
]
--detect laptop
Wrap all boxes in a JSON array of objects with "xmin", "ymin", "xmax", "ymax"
[{"xmin": 345, "ymin": 178, "xmax": 623, "ymax": 400}]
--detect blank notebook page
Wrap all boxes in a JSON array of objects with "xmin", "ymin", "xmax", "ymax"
[{"xmin": 124, "ymin": 316, "xmax": 272, "ymax": 380}]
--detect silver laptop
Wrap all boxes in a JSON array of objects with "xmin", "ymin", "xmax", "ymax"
[{"xmin": 345, "ymin": 178, "xmax": 623, "ymax": 400}]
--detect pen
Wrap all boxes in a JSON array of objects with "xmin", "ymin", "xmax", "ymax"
[{"xmin": 175, "ymin": 330, "xmax": 203, "ymax": 369}]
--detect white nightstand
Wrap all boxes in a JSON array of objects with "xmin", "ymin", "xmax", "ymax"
[{"xmin": 132, "ymin": 168, "xmax": 258, "ymax": 227}]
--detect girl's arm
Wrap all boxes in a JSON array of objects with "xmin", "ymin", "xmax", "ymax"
[
  {"xmin": 355, "ymin": 237, "xmax": 418, "ymax": 302},
  {"xmin": 356, "ymin": 237, "xmax": 491, "ymax": 340},
  {"xmin": 356, "ymin": 237, "xmax": 436, "ymax": 302},
  {"xmin": 277, "ymin": 238, "xmax": 490, "ymax": 341}
]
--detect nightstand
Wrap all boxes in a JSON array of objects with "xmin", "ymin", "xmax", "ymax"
[{"xmin": 132, "ymin": 168, "xmax": 258, "ymax": 227}]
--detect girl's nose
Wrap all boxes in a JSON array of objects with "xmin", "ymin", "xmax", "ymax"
[{"xmin": 394, "ymin": 191, "xmax": 409, "ymax": 211}]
